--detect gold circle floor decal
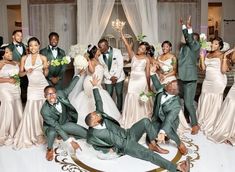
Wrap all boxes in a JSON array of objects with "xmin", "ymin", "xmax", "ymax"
[{"xmin": 54, "ymin": 136, "xmax": 199, "ymax": 172}]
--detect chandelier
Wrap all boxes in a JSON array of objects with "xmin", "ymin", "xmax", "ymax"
[{"xmin": 112, "ymin": 19, "xmax": 126, "ymax": 31}]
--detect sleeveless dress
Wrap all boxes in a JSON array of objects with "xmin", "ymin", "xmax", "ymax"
[
  {"xmin": 197, "ymin": 57, "xmax": 227, "ymax": 135},
  {"xmin": 69, "ymin": 64, "xmax": 121, "ymax": 129},
  {"xmin": 157, "ymin": 57, "xmax": 191, "ymax": 135},
  {"xmin": 208, "ymin": 75, "xmax": 235, "ymax": 145},
  {"xmin": 121, "ymin": 56, "xmax": 153, "ymax": 128},
  {"xmin": 0, "ymin": 63, "xmax": 23, "ymax": 145},
  {"xmin": 14, "ymin": 54, "xmax": 48, "ymax": 149},
  {"xmin": 157, "ymin": 57, "xmax": 177, "ymax": 84}
]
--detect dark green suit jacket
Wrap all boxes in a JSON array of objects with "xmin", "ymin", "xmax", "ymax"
[
  {"xmin": 178, "ymin": 28, "xmax": 200, "ymax": 81},
  {"xmin": 40, "ymin": 46, "xmax": 66, "ymax": 88},
  {"xmin": 40, "ymin": 76, "xmax": 79, "ymax": 140},
  {"xmin": 8, "ymin": 42, "xmax": 26, "ymax": 62},
  {"xmin": 151, "ymin": 75, "xmax": 180, "ymax": 139}
]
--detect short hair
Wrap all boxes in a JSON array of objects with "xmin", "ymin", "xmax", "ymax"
[
  {"xmin": 28, "ymin": 37, "xmax": 40, "ymax": 46},
  {"xmin": 161, "ymin": 40, "xmax": 172, "ymax": 48},
  {"xmin": 212, "ymin": 37, "xmax": 224, "ymax": 50},
  {"xmin": 87, "ymin": 44, "xmax": 98, "ymax": 59},
  {"xmin": 44, "ymin": 85, "xmax": 56, "ymax": 93},
  {"xmin": 98, "ymin": 38, "xmax": 109, "ymax": 46},
  {"xmin": 12, "ymin": 30, "xmax": 22, "ymax": 36},
  {"xmin": 85, "ymin": 113, "xmax": 93, "ymax": 127},
  {"xmin": 49, "ymin": 32, "xmax": 59, "ymax": 39}
]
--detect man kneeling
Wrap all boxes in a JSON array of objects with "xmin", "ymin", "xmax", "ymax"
[{"xmin": 41, "ymin": 74, "xmax": 87, "ymax": 161}]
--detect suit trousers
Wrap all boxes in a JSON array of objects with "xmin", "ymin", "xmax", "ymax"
[
  {"xmin": 105, "ymin": 80, "xmax": 124, "ymax": 112},
  {"xmin": 125, "ymin": 118, "xmax": 177, "ymax": 172},
  {"xmin": 45, "ymin": 122, "xmax": 87, "ymax": 149},
  {"xmin": 179, "ymin": 80, "xmax": 198, "ymax": 126}
]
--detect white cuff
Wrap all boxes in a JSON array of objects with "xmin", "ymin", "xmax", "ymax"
[
  {"xmin": 182, "ymin": 25, "xmax": 187, "ymax": 30},
  {"xmin": 65, "ymin": 137, "xmax": 73, "ymax": 143},
  {"xmin": 93, "ymin": 86, "xmax": 99, "ymax": 89},
  {"xmin": 150, "ymin": 72, "xmax": 156, "ymax": 76},
  {"xmin": 188, "ymin": 28, "xmax": 193, "ymax": 34}
]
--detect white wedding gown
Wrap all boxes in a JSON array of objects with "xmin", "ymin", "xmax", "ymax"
[{"xmin": 69, "ymin": 64, "xmax": 121, "ymax": 128}]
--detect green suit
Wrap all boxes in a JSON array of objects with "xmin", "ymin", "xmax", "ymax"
[
  {"xmin": 40, "ymin": 46, "xmax": 66, "ymax": 89},
  {"xmin": 41, "ymin": 76, "xmax": 87, "ymax": 149},
  {"xmin": 178, "ymin": 28, "xmax": 200, "ymax": 126},
  {"xmin": 87, "ymin": 88, "xmax": 178, "ymax": 172},
  {"xmin": 151, "ymin": 74, "xmax": 181, "ymax": 146},
  {"xmin": 8, "ymin": 42, "xmax": 28, "ymax": 102},
  {"xmin": 7, "ymin": 42, "xmax": 26, "ymax": 62}
]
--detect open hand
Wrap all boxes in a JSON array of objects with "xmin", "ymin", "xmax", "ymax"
[
  {"xmin": 70, "ymin": 140, "xmax": 82, "ymax": 151},
  {"xmin": 90, "ymin": 75, "xmax": 100, "ymax": 86},
  {"xmin": 157, "ymin": 133, "xmax": 166, "ymax": 144},
  {"xmin": 186, "ymin": 16, "xmax": 192, "ymax": 29}
]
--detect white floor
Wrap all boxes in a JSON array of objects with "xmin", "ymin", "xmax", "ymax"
[{"xmin": 0, "ymin": 132, "xmax": 235, "ymax": 172}]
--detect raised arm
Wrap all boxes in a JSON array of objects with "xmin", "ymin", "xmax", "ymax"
[
  {"xmin": 221, "ymin": 49, "xmax": 235, "ymax": 73},
  {"xmin": 120, "ymin": 29, "xmax": 134, "ymax": 59}
]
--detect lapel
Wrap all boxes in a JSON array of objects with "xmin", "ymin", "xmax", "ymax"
[
  {"xmin": 46, "ymin": 46, "xmax": 54, "ymax": 61},
  {"xmin": 107, "ymin": 47, "xmax": 113, "ymax": 71}
]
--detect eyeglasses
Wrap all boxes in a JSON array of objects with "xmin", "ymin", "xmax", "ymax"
[{"xmin": 46, "ymin": 93, "xmax": 56, "ymax": 97}]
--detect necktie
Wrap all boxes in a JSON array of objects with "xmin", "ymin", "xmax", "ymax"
[{"xmin": 16, "ymin": 44, "xmax": 22, "ymax": 47}]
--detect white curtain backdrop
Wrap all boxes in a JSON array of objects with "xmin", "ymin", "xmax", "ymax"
[
  {"xmin": 77, "ymin": 0, "xmax": 115, "ymax": 46},
  {"xmin": 158, "ymin": 2, "xmax": 200, "ymax": 55},
  {"xmin": 29, "ymin": 3, "xmax": 77, "ymax": 53},
  {"xmin": 121, "ymin": 0, "xmax": 159, "ymax": 45}
]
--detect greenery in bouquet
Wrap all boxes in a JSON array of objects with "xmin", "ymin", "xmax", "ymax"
[
  {"xmin": 50, "ymin": 56, "xmax": 71, "ymax": 67},
  {"xmin": 10, "ymin": 74, "xmax": 20, "ymax": 86},
  {"xmin": 139, "ymin": 91, "xmax": 156, "ymax": 102},
  {"xmin": 136, "ymin": 33, "xmax": 147, "ymax": 42}
]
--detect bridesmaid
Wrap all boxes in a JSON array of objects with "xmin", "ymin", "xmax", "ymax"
[
  {"xmin": 0, "ymin": 47, "xmax": 23, "ymax": 145},
  {"xmin": 14, "ymin": 37, "xmax": 49, "ymax": 149},
  {"xmin": 120, "ymin": 29, "xmax": 152, "ymax": 128},
  {"xmin": 208, "ymin": 48, "xmax": 235, "ymax": 145},
  {"xmin": 197, "ymin": 37, "xmax": 228, "ymax": 135},
  {"xmin": 155, "ymin": 41, "xmax": 177, "ymax": 84}
]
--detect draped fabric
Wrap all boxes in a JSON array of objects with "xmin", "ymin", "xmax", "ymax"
[
  {"xmin": 121, "ymin": 0, "xmax": 159, "ymax": 45},
  {"xmin": 77, "ymin": 0, "xmax": 115, "ymax": 45},
  {"xmin": 158, "ymin": 2, "xmax": 200, "ymax": 54}
]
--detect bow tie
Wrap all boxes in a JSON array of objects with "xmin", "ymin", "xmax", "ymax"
[
  {"xmin": 15, "ymin": 44, "xmax": 22, "ymax": 47},
  {"xmin": 53, "ymin": 101, "xmax": 60, "ymax": 106},
  {"xmin": 51, "ymin": 47, "xmax": 58, "ymax": 50},
  {"xmin": 163, "ymin": 89, "xmax": 168, "ymax": 97}
]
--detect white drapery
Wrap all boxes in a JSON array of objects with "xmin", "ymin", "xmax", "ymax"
[
  {"xmin": 158, "ymin": 2, "xmax": 200, "ymax": 54},
  {"xmin": 121, "ymin": 0, "xmax": 159, "ymax": 45},
  {"xmin": 28, "ymin": 3, "xmax": 77, "ymax": 53},
  {"xmin": 77, "ymin": 0, "xmax": 115, "ymax": 46}
]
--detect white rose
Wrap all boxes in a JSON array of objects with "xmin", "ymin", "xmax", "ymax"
[
  {"xmin": 161, "ymin": 65, "xmax": 171, "ymax": 73},
  {"xmin": 200, "ymin": 33, "xmax": 207, "ymax": 41},
  {"xmin": 221, "ymin": 42, "xmax": 230, "ymax": 52},
  {"xmin": 140, "ymin": 94, "xmax": 149, "ymax": 102},
  {"xmin": 74, "ymin": 55, "xmax": 88, "ymax": 70},
  {"xmin": 64, "ymin": 55, "xmax": 71, "ymax": 64}
]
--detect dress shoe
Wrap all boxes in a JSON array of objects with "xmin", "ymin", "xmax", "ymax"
[
  {"xmin": 148, "ymin": 143, "xmax": 169, "ymax": 154},
  {"xmin": 191, "ymin": 125, "xmax": 200, "ymax": 135},
  {"xmin": 177, "ymin": 156, "xmax": 190, "ymax": 172},
  {"xmin": 46, "ymin": 148, "xmax": 54, "ymax": 161},
  {"xmin": 178, "ymin": 142, "xmax": 188, "ymax": 155}
]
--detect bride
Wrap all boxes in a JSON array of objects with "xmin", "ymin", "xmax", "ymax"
[{"xmin": 69, "ymin": 45, "xmax": 121, "ymax": 128}]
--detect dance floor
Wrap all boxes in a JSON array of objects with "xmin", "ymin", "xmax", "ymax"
[{"xmin": 0, "ymin": 132, "xmax": 234, "ymax": 172}]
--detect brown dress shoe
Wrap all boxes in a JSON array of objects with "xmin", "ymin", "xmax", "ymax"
[
  {"xmin": 178, "ymin": 142, "xmax": 188, "ymax": 155},
  {"xmin": 148, "ymin": 143, "xmax": 169, "ymax": 154},
  {"xmin": 191, "ymin": 125, "xmax": 200, "ymax": 135},
  {"xmin": 46, "ymin": 149, "xmax": 54, "ymax": 161},
  {"xmin": 177, "ymin": 156, "xmax": 190, "ymax": 172}
]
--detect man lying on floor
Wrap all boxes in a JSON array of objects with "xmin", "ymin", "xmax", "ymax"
[{"xmin": 85, "ymin": 75, "xmax": 190, "ymax": 172}]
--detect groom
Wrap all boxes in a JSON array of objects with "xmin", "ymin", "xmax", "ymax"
[
  {"xmin": 85, "ymin": 76, "xmax": 190, "ymax": 172},
  {"xmin": 41, "ymin": 71, "xmax": 87, "ymax": 161},
  {"xmin": 98, "ymin": 39, "xmax": 125, "ymax": 112}
]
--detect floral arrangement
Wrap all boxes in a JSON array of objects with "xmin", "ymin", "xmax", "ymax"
[
  {"xmin": 155, "ymin": 43, "xmax": 163, "ymax": 57},
  {"xmin": 221, "ymin": 42, "xmax": 230, "ymax": 52},
  {"xmin": 136, "ymin": 33, "xmax": 147, "ymax": 42},
  {"xmin": 199, "ymin": 33, "xmax": 211, "ymax": 55},
  {"xmin": 50, "ymin": 56, "xmax": 71, "ymax": 67},
  {"xmin": 10, "ymin": 74, "xmax": 20, "ymax": 86},
  {"xmin": 68, "ymin": 44, "xmax": 87, "ymax": 59},
  {"xmin": 139, "ymin": 91, "xmax": 155, "ymax": 102},
  {"xmin": 73, "ymin": 54, "xmax": 88, "ymax": 70}
]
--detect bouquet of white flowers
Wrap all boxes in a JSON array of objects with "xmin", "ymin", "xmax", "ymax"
[
  {"xmin": 199, "ymin": 33, "xmax": 211, "ymax": 55},
  {"xmin": 139, "ymin": 91, "xmax": 155, "ymax": 102},
  {"xmin": 73, "ymin": 54, "xmax": 88, "ymax": 70}
]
